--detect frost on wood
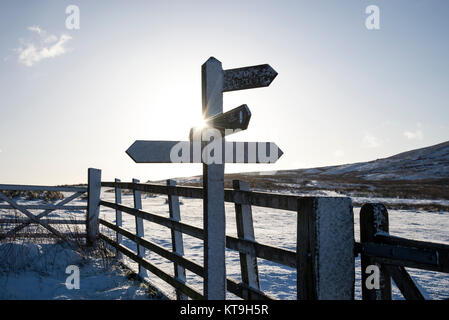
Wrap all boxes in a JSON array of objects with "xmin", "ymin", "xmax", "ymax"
[
  {"xmin": 372, "ymin": 203, "xmax": 389, "ymax": 232},
  {"xmin": 223, "ymin": 64, "xmax": 278, "ymax": 92},
  {"xmin": 315, "ymin": 197, "xmax": 354, "ymax": 300}
]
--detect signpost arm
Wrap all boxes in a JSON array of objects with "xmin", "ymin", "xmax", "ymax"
[{"xmin": 202, "ymin": 57, "xmax": 226, "ymax": 299}]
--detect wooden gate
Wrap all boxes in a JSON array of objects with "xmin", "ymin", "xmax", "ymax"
[{"xmin": 0, "ymin": 183, "xmax": 88, "ymax": 241}]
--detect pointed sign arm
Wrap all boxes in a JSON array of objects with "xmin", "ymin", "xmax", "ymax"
[
  {"xmin": 205, "ymin": 104, "xmax": 251, "ymax": 130},
  {"xmin": 126, "ymin": 140, "xmax": 283, "ymax": 164},
  {"xmin": 223, "ymin": 64, "xmax": 278, "ymax": 92},
  {"xmin": 189, "ymin": 104, "xmax": 251, "ymax": 140}
]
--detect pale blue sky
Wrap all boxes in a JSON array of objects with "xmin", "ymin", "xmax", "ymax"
[{"xmin": 1, "ymin": 0, "xmax": 448, "ymax": 184}]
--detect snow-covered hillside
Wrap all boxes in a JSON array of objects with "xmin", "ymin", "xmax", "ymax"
[
  {"xmin": 169, "ymin": 140, "xmax": 449, "ymax": 206},
  {"xmin": 299, "ymin": 140, "xmax": 449, "ymax": 181}
]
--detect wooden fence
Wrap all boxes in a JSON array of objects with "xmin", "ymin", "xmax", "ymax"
[
  {"xmin": 4, "ymin": 169, "xmax": 447, "ymax": 300},
  {"xmin": 0, "ymin": 173, "xmax": 91, "ymax": 241},
  {"xmin": 89, "ymin": 169, "xmax": 355, "ymax": 300},
  {"xmin": 356, "ymin": 203, "xmax": 449, "ymax": 300}
]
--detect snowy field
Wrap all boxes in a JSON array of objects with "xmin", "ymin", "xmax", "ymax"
[
  {"xmin": 1, "ymin": 189, "xmax": 448, "ymax": 300},
  {"xmin": 0, "ymin": 241, "xmax": 154, "ymax": 300}
]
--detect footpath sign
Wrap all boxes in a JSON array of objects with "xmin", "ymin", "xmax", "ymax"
[{"xmin": 126, "ymin": 57, "xmax": 282, "ymax": 299}]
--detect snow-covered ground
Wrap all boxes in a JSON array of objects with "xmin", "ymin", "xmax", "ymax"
[
  {"xmin": 0, "ymin": 240, "xmax": 153, "ymax": 299},
  {"xmin": 1, "ymin": 190, "xmax": 448, "ymax": 300},
  {"xmin": 98, "ymin": 190, "xmax": 449, "ymax": 300},
  {"xmin": 0, "ymin": 194, "xmax": 158, "ymax": 300}
]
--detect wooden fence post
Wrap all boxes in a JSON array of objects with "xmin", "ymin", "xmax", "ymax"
[
  {"xmin": 115, "ymin": 178, "xmax": 123, "ymax": 260},
  {"xmin": 87, "ymin": 168, "xmax": 101, "ymax": 246},
  {"xmin": 133, "ymin": 178, "xmax": 147, "ymax": 280},
  {"xmin": 297, "ymin": 197, "xmax": 354, "ymax": 300},
  {"xmin": 360, "ymin": 203, "xmax": 392, "ymax": 300},
  {"xmin": 202, "ymin": 57, "xmax": 226, "ymax": 299},
  {"xmin": 233, "ymin": 180, "xmax": 260, "ymax": 299},
  {"xmin": 167, "ymin": 179, "xmax": 187, "ymax": 300}
]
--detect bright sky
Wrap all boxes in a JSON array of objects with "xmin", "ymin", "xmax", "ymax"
[{"xmin": 1, "ymin": 0, "xmax": 448, "ymax": 185}]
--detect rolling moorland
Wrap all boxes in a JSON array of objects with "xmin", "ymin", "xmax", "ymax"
[{"xmin": 166, "ymin": 140, "xmax": 449, "ymax": 211}]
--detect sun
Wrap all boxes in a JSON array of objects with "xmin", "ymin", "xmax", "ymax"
[{"xmin": 188, "ymin": 118, "xmax": 209, "ymax": 140}]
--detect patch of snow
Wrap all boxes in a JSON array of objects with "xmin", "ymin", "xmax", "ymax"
[{"xmin": 0, "ymin": 241, "xmax": 153, "ymax": 300}]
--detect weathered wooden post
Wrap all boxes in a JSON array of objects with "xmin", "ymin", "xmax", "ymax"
[
  {"xmin": 133, "ymin": 178, "xmax": 147, "ymax": 280},
  {"xmin": 87, "ymin": 168, "xmax": 101, "ymax": 246},
  {"xmin": 114, "ymin": 178, "xmax": 123, "ymax": 259},
  {"xmin": 360, "ymin": 203, "xmax": 392, "ymax": 300},
  {"xmin": 167, "ymin": 179, "xmax": 187, "ymax": 300},
  {"xmin": 202, "ymin": 57, "xmax": 226, "ymax": 299},
  {"xmin": 297, "ymin": 197, "xmax": 354, "ymax": 300},
  {"xmin": 233, "ymin": 180, "xmax": 260, "ymax": 299}
]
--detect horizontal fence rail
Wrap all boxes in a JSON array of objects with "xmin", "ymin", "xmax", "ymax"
[
  {"xmin": 358, "ymin": 236, "xmax": 449, "ymax": 273},
  {"xmin": 0, "ymin": 205, "xmax": 87, "ymax": 210},
  {"xmin": 3, "ymin": 233, "xmax": 87, "ymax": 239},
  {"xmin": 0, "ymin": 218, "xmax": 85, "ymax": 225},
  {"xmin": 0, "ymin": 184, "xmax": 88, "ymax": 193},
  {"xmin": 101, "ymin": 181, "xmax": 299, "ymax": 211}
]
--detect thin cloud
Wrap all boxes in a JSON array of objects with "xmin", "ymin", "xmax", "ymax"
[
  {"xmin": 403, "ymin": 130, "xmax": 423, "ymax": 140},
  {"xmin": 404, "ymin": 123, "xmax": 424, "ymax": 140},
  {"xmin": 28, "ymin": 25, "xmax": 44, "ymax": 35},
  {"xmin": 363, "ymin": 133, "xmax": 382, "ymax": 148},
  {"xmin": 28, "ymin": 25, "xmax": 58, "ymax": 43},
  {"xmin": 15, "ymin": 26, "xmax": 72, "ymax": 67},
  {"xmin": 334, "ymin": 149, "xmax": 345, "ymax": 158}
]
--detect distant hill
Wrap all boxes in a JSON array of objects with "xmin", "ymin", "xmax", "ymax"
[
  {"xmin": 303, "ymin": 140, "xmax": 449, "ymax": 181},
  {"xmin": 162, "ymin": 141, "xmax": 449, "ymax": 206}
]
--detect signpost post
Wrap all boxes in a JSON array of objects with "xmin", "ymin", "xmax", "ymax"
[
  {"xmin": 201, "ymin": 58, "xmax": 226, "ymax": 299},
  {"xmin": 126, "ymin": 57, "xmax": 281, "ymax": 299}
]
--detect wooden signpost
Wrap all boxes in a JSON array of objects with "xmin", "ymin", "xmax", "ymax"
[{"xmin": 126, "ymin": 57, "xmax": 281, "ymax": 299}]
